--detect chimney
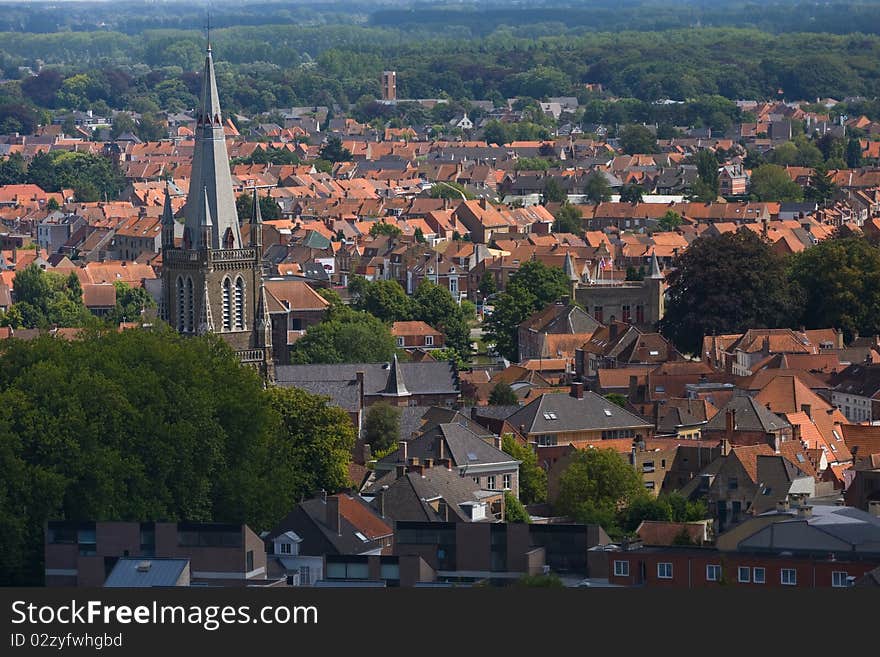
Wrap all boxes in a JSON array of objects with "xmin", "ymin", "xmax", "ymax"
[
  {"xmin": 423, "ymin": 458, "xmax": 434, "ymax": 469},
  {"xmin": 800, "ymin": 404, "xmax": 812, "ymax": 420},
  {"xmin": 437, "ymin": 438, "xmax": 445, "ymax": 460},
  {"xmin": 725, "ymin": 409, "xmax": 736, "ymax": 435},
  {"xmin": 796, "ymin": 504, "xmax": 813, "ymax": 519},
  {"xmin": 327, "ymin": 495, "xmax": 341, "ymax": 535},
  {"xmin": 378, "ymin": 485, "xmax": 388, "ymax": 518},
  {"xmin": 776, "ymin": 499, "xmax": 790, "ymax": 513},
  {"xmin": 493, "ymin": 436, "xmax": 502, "ymax": 450},
  {"xmin": 609, "ymin": 323, "xmax": 619, "ymax": 341},
  {"xmin": 720, "ymin": 438, "xmax": 731, "ymax": 456},
  {"xmin": 791, "ymin": 423, "xmax": 801, "ymax": 442},
  {"xmin": 399, "ymin": 440, "xmax": 408, "ymax": 462},
  {"xmin": 356, "ymin": 371, "xmax": 366, "ymax": 409},
  {"xmin": 628, "ymin": 375, "xmax": 638, "ymax": 400},
  {"xmin": 440, "ymin": 458, "xmax": 452, "ymax": 470},
  {"xmin": 408, "ymin": 456, "xmax": 420, "ymax": 467},
  {"xmin": 570, "ymin": 381, "xmax": 584, "ymax": 399},
  {"xmin": 395, "ymin": 464, "xmax": 407, "ymax": 479}
]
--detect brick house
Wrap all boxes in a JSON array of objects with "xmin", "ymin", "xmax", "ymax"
[{"xmin": 392, "ymin": 320, "xmax": 445, "ymax": 351}]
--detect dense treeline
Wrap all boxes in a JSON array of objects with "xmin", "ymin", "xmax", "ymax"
[
  {"xmin": 2, "ymin": 26, "xmax": 880, "ymax": 122},
  {"xmin": 0, "ymin": 327, "xmax": 355, "ymax": 585}
]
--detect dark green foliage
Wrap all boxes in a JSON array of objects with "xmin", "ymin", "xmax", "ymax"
[
  {"xmin": 556, "ymin": 448, "xmax": 646, "ymax": 538},
  {"xmin": 553, "ymin": 203, "xmax": 583, "ymax": 236},
  {"xmin": 749, "ymin": 164, "xmax": 804, "ymax": 202},
  {"xmin": 805, "ymin": 165, "xmax": 837, "ymax": 205},
  {"xmin": 289, "ymin": 304, "xmax": 398, "ymax": 364},
  {"xmin": 411, "ymin": 279, "xmax": 471, "ymax": 355},
  {"xmin": 504, "ymin": 491, "xmax": 530, "ymax": 523},
  {"xmin": 236, "ymin": 192, "xmax": 282, "ymax": 222},
  {"xmin": 657, "ymin": 210, "xmax": 682, "ymax": 232},
  {"xmin": 6, "ymin": 264, "xmax": 94, "ymax": 329},
  {"xmin": 542, "ymin": 177, "xmax": 566, "ymax": 203},
  {"xmin": 583, "ymin": 171, "xmax": 612, "ymax": 205},
  {"xmin": 619, "ymin": 184, "xmax": 644, "ymax": 205},
  {"xmin": 0, "ymin": 327, "xmax": 353, "ymax": 585},
  {"xmin": 789, "ymin": 237, "xmax": 880, "ymax": 342},
  {"xmin": 660, "ymin": 229, "xmax": 800, "ymax": 354},
  {"xmin": 107, "ymin": 281, "xmax": 156, "ymax": 326},
  {"xmin": 603, "ymin": 393, "xmax": 628, "ymax": 409},
  {"xmin": 354, "ymin": 279, "xmax": 413, "ymax": 323},
  {"xmin": 319, "ymin": 136, "xmax": 352, "ymax": 163},
  {"xmin": 0, "ymin": 152, "xmax": 28, "ymax": 185},
  {"xmin": 364, "ymin": 402, "xmax": 401, "ymax": 454},
  {"xmin": 622, "ymin": 492, "xmax": 708, "ymax": 532},
  {"xmin": 489, "ymin": 382, "xmax": 518, "ymax": 406},
  {"xmin": 26, "ymin": 150, "xmax": 124, "ymax": 200},
  {"xmin": 619, "ymin": 124, "xmax": 657, "ymax": 155},
  {"xmin": 478, "ymin": 270, "xmax": 497, "ymax": 297},
  {"xmin": 502, "ymin": 433, "xmax": 547, "ymax": 505},
  {"xmin": 694, "ymin": 150, "xmax": 720, "ymax": 201},
  {"xmin": 368, "ymin": 222, "xmax": 403, "ymax": 238},
  {"xmin": 483, "ymin": 260, "xmax": 570, "ymax": 361}
]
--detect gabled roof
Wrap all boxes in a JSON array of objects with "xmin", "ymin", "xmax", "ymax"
[
  {"xmin": 704, "ymin": 394, "xmax": 790, "ymax": 434},
  {"xmin": 104, "ymin": 558, "xmax": 189, "ymax": 587},
  {"xmin": 506, "ymin": 390, "xmax": 652, "ymax": 435},
  {"xmin": 276, "ymin": 361, "xmax": 459, "ymax": 397}
]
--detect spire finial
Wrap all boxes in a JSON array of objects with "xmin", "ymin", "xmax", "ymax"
[{"xmin": 206, "ymin": 13, "xmax": 212, "ymax": 52}]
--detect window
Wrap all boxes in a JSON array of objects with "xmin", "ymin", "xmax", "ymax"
[
  {"xmin": 299, "ymin": 566, "xmax": 311, "ymax": 586},
  {"xmin": 738, "ymin": 566, "xmax": 750, "ymax": 583},
  {"xmin": 781, "ymin": 568, "xmax": 797, "ymax": 586},
  {"xmin": 234, "ymin": 276, "xmax": 245, "ymax": 330},
  {"xmin": 644, "ymin": 481, "xmax": 655, "ymax": 490},
  {"xmin": 425, "ymin": 335, "xmax": 434, "ymax": 346},
  {"xmin": 594, "ymin": 306, "xmax": 603, "ymax": 323},
  {"xmin": 396, "ymin": 337, "xmax": 404, "ymax": 347},
  {"xmin": 832, "ymin": 571, "xmax": 849, "ymax": 588},
  {"xmin": 186, "ymin": 277, "xmax": 194, "ymax": 332},
  {"xmin": 473, "ymin": 477, "xmax": 480, "ymax": 485},
  {"xmin": 222, "ymin": 277, "xmax": 232, "ymax": 331},
  {"xmin": 622, "ymin": 305, "xmax": 631, "ymax": 323},
  {"xmin": 487, "ymin": 475, "xmax": 496, "ymax": 490},
  {"xmin": 176, "ymin": 276, "xmax": 185, "ymax": 331},
  {"xmin": 77, "ymin": 528, "xmax": 97, "ymax": 556},
  {"xmin": 536, "ymin": 434, "xmax": 557, "ymax": 446},
  {"xmin": 246, "ymin": 550, "xmax": 254, "ymax": 573},
  {"xmin": 279, "ymin": 542, "xmax": 292, "ymax": 555},
  {"xmin": 449, "ymin": 277, "xmax": 458, "ymax": 295},
  {"xmin": 753, "ymin": 567, "xmax": 765, "ymax": 584},
  {"xmin": 636, "ymin": 305, "xmax": 644, "ymax": 324},
  {"xmin": 657, "ymin": 562, "xmax": 673, "ymax": 579},
  {"xmin": 728, "ymin": 476, "xmax": 738, "ymax": 490},
  {"xmin": 614, "ymin": 560, "xmax": 629, "ymax": 577},
  {"xmin": 643, "ymin": 461, "xmax": 655, "ymax": 473},
  {"xmin": 706, "ymin": 565, "xmax": 721, "ymax": 582},
  {"xmin": 503, "ymin": 474, "xmax": 511, "ymax": 490}
]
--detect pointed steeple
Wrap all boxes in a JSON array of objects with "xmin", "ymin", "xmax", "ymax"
[
  {"xmin": 199, "ymin": 186, "xmax": 214, "ymax": 247},
  {"xmin": 249, "ymin": 187, "xmax": 263, "ymax": 253},
  {"xmin": 381, "ymin": 353, "xmax": 410, "ymax": 397},
  {"xmin": 183, "ymin": 42, "xmax": 242, "ymax": 251},
  {"xmin": 563, "ymin": 251, "xmax": 578, "ymax": 282},
  {"xmin": 198, "ymin": 280, "xmax": 215, "ymax": 335},
  {"xmin": 161, "ymin": 183, "xmax": 175, "ymax": 250},
  {"xmin": 255, "ymin": 281, "xmax": 271, "ymax": 347},
  {"xmin": 648, "ymin": 251, "xmax": 662, "ymax": 279}
]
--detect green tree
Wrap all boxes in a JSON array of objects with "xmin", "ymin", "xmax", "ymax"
[
  {"xmin": 502, "ymin": 433, "xmax": 547, "ymax": 504},
  {"xmin": 504, "ymin": 491, "xmax": 530, "ymax": 523},
  {"xmin": 0, "ymin": 153, "xmax": 27, "ymax": 186},
  {"xmin": 619, "ymin": 124, "xmax": 657, "ymax": 154},
  {"xmin": 749, "ymin": 164, "xmax": 804, "ymax": 202},
  {"xmin": 290, "ymin": 306, "xmax": 398, "ymax": 364},
  {"xmin": 556, "ymin": 448, "xmax": 646, "ymax": 537},
  {"xmin": 657, "ymin": 210, "xmax": 683, "ymax": 232},
  {"xmin": 369, "ymin": 222, "xmax": 403, "ymax": 238},
  {"xmin": 319, "ymin": 136, "xmax": 352, "ymax": 163},
  {"xmin": 236, "ymin": 192, "xmax": 282, "ymax": 222},
  {"xmin": 805, "ymin": 165, "xmax": 837, "ymax": 206},
  {"xmin": 0, "ymin": 327, "xmax": 352, "ymax": 585},
  {"xmin": 543, "ymin": 177, "xmax": 567, "ymax": 204},
  {"xmin": 107, "ymin": 281, "xmax": 156, "ymax": 325},
  {"xmin": 483, "ymin": 119, "xmax": 512, "ymax": 146},
  {"xmin": 364, "ymin": 402, "xmax": 401, "ymax": 454},
  {"xmin": 489, "ymin": 382, "xmax": 518, "ymax": 406},
  {"xmin": 661, "ymin": 229, "xmax": 800, "ymax": 354},
  {"xmin": 483, "ymin": 260, "xmax": 570, "ymax": 361},
  {"xmin": 353, "ymin": 279, "xmax": 414, "ymax": 323},
  {"xmin": 619, "ymin": 184, "xmax": 644, "ymax": 205},
  {"xmin": 414, "ymin": 227, "xmax": 426, "ymax": 243},
  {"xmin": 429, "ymin": 181, "xmax": 474, "ymax": 200},
  {"xmin": 789, "ymin": 237, "xmax": 880, "ymax": 342},
  {"xmin": 693, "ymin": 149, "xmax": 720, "ymax": 200},
  {"xmin": 478, "ymin": 270, "xmax": 497, "ymax": 297},
  {"xmin": 412, "ymin": 279, "xmax": 471, "ymax": 355},
  {"xmin": 553, "ymin": 203, "xmax": 583, "ymax": 235},
  {"xmin": 603, "ymin": 393, "xmax": 628, "ymax": 408},
  {"xmin": 583, "ymin": 171, "xmax": 612, "ymax": 205},
  {"xmin": 846, "ymin": 138, "xmax": 863, "ymax": 169}
]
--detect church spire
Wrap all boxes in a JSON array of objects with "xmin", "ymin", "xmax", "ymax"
[
  {"xmin": 183, "ymin": 42, "xmax": 242, "ymax": 251},
  {"xmin": 648, "ymin": 251, "xmax": 663, "ymax": 279},
  {"xmin": 249, "ymin": 187, "xmax": 263, "ymax": 253},
  {"xmin": 161, "ymin": 183, "xmax": 175, "ymax": 250},
  {"xmin": 381, "ymin": 353, "xmax": 410, "ymax": 397}
]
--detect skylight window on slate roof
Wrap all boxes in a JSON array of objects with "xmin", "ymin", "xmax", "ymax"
[
  {"xmin": 355, "ymin": 532, "xmax": 369, "ymax": 542},
  {"xmin": 603, "ymin": 408, "xmax": 613, "ymax": 416},
  {"xmin": 467, "ymin": 452, "xmax": 478, "ymax": 461},
  {"xmin": 796, "ymin": 453, "xmax": 805, "ymax": 463},
  {"xmin": 543, "ymin": 412, "xmax": 558, "ymax": 420}
]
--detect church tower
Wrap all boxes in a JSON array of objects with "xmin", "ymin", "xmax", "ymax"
[{"xmin": 161, "ymin": 42, "xmax": 273, "ymax": 380}]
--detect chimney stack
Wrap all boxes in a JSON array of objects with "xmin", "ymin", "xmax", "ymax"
[
  {"xmin": 423, "ymin": 458, "xmax": 434, "ymax": 469},
  {"xmin": 437, "ymin": 438, "xmax": 445, "ymax": 460},
  {"xmin": 570, "ymin": 381, "xmax": 584, "ymax": 399},
  {"xmin": 399, "ymin": 440, "xmax": 408, "ymax": 462},
  {"xmin": 628, "ymin": 375, "xmax": 638, "ymax": 400},
  {"xmin": 493, "ymin": 436, "xmax": 502, "ymax": 450},
  {"xmin": 379, "ymin": 485, "xmax": 388, "ymax": 518},
  {"xmin": 395, "ymin": 464, "xmax": 407, "ymax": 479},
  {"xmin": 776, "ymin": 499, "xmax": 790, "ymax": 513},
  {"xmin": 609, "ymin": 323, "xmax": 619, "ymax": 341},
  {"xmin": 725, "ymin": 409, "xmax": 736, "ymax": 435},
  {"xmin": 327, "ymin": 495, "xmax": 341, "ymax": 535},
  {"xmin": 796, "ymin": 504, "xmax": 813, "ymax": 519}
]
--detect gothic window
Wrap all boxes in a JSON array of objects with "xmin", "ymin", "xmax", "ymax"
[
  {"xmin": 222, "ymin": 277, "xmax": 232, "ymax": 331},
  {"xmin": 234, "ymin": 277, "xmax": 245, "ymax": 330},
  {"xmin": 176, "ymin": 276, "xmax": 185, "ymax": 332},
  {"xmin": 223, "ymin": 227, "xmax": 235, "ymax": 250},
  {"xmin": 185, "ymin": 277, "xmax": 194, "ymax": 332}
]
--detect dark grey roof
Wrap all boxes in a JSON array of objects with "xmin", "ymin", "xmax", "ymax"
[
  {"xmin": 656, "ymin": 406, "xmax": 703, "ymax": 434},
  {"xmin": 368, "ymin": 468, "xmax": 493, "ymax": 522},
  {"xmin": 288, "ymin": 379, "xmax": 361, "ymax": 412},
  {"xmin": 704, "ymin": 394, "xmax": 790, "ymax": 433},
  {"xmin": 743, "ymin": 505, "xmax": 880, "ymax": 556},
  {"xmin": 831, "ymin": 363, "xmax": 880, "ymax": 397},
  {"xmin": 276, "ymin": 361, "xmax": 459, "ymax": 396},
  {"xmin": 506, "ymin": 390, "xmax": 653, "ymax": 435},
  {"xmin": 104, "ymin": 558, "xmax": 188, "ymax": 587},
  {"xmin": 471, "ymin": 405, "xmax": 521, "ymax": 421},
  {"xmin": 377, "ymin": 422, "xmax": 517, "ymax": 472}
]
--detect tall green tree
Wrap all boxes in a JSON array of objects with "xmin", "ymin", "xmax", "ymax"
[
  {"xmin": 483, "ymin": 260, "xmax": 570, "ymax": 361},
  {"xmin": 489, "ymin": 382, "xmax": 518, "ymax": 406},
  {"xmin": 502, "ymin": 434, "xmax": 547, "ymax": 504},
  {"xmin": 289, "ymin": 305, "xmax": 398, "ymax": 364},
  {"xmin": 555, "ymin": 448, "xmax": 646, "ymax": 537},
  {"xmin": 543, "ymin": 177, "xmax": 567, "ymax": 203},
  {"xmin": 354, "ymin": 279, "xmax": 414, "ymax": 323},
  {"xmin": 364, "ymin": 402, "xmax": 401, "ymax": 454},
  {"xmin": 660, "ymin": 229, "xmax": 800, "ymax": 354},
  {"xmin": 504, "ymin": 491, "xmax": 530, "ymax": 523},
  {"xmin": 236, "ymin": 192, "xmax": 282, "ymax": 222},
  {"xmin": 805, "ymin": 165, "xmax": 837, "ymax": 206},
  {"xmin": 319, "ymin": 136, "xmax": 352, "ymax": 163},
  {"xmin": 619, "ymin": 184, "xmax": 644, "ymax": 205},
  {"xmin": 749, "ymin": 164, "xmax": 804, "ymax": 202},
  {"xmin": 619, "ymin": 124, "xmax": 657, "ymax": 154},
  {"xmin": 552, "ymin": 203, "xmax": 583, "ymax": 235},
  {"xmin": 583, "ymin": 171, "xmax": 612, "ymax": 205},
  {"xmin": 789, "ymin": 237, "xmax": 880, "ymax": 342},
  {"xmin": 846, "ymin": 138, "xmax": 863, "ymax": 169}
]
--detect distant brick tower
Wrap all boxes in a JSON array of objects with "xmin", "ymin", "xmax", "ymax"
[
  {"xmin": 382, "ymin": 70, "xmax": 397, "ymax": 101},
  {"xmin": 161, "ymin": 41, "xmax": 273, "ymax": 381}
]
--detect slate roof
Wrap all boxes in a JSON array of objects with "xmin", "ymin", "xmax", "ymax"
[
  {"xmin": 743, "ymin": 505, "xmax": 880, "ymax": 555},
  {"xmin": 276, "ymin": 361, "xmax": 460, "ymax": 396},
  {"xmin": 104, "ymin": 558, "xmax": 188, "ymax": 587},
  {"xmin": 704, "ymin": 394, "xmax": 790, "ymax": 433},
  {"xmin": 506, "ymin": 390, "xmax": 653, "ymax": 435},
  {"xmin": 367, "ymin": 468, "xmax": 495, "ymax": 522},
  {"xmin": 378, "ymin": 422, "xmax": 517, "ymax": 472}
]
